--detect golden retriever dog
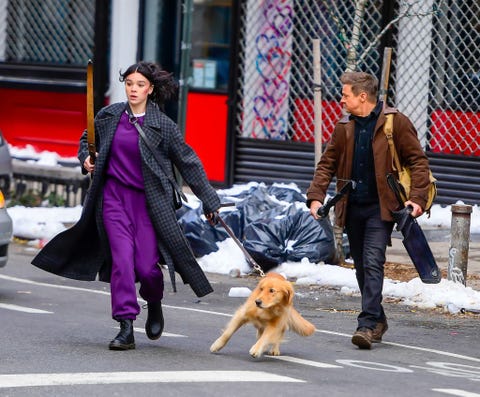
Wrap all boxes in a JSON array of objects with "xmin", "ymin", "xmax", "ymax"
[{"xmin": 210, "ymin": 272, "xmax": 316, "ymax": 358}]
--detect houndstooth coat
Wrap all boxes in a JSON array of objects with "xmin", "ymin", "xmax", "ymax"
[{"xmin": 32, "ymin": 100, "xmax": 220, "ymax": 297}]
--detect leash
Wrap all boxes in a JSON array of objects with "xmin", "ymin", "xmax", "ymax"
[{"xmin": 216, "ymin": 204, "xmax": 265, "ymax": 277}]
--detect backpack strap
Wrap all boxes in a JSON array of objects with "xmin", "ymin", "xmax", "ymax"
[{"xmin": 383, "ymin": 114, "xmax": 403, "ymax": 173}]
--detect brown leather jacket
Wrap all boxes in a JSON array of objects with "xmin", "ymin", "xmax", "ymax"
[{"xmin": 306, "ymin": 106, "xmax": 432, "ymax": 227}]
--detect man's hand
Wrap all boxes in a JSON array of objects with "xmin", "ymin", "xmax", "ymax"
[
  {"xmin": 405, "ymin": 200, "xmax": 423, "ymax": 218},
  {"xmin": 309, "ymin": 200, "xmax": 323, "ymax": 220}
]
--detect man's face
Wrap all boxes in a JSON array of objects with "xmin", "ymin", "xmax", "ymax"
[{"xmin": 340, "ymin": 84, "xmax": 365, "ymax": 116}]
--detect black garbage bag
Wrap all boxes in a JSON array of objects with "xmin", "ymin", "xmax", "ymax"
[
  {"xmin": 180, "ymin": 183, "xmax": 308, "ymax": 259},
  {"xmin": 174, "ymin": 204, "xmax": 191, "ymax": 221},
  {"xmin": 243, "ymin": 210, "xmax": 336, "ymax": 272},
  {"xmin": 178, "ymin": 207, "xmax": 221, "ymax": 256},
  {"xmin": 235, "ymin": 185, "xmax": 288, "ymax": 224},
  {"xmin": 178, "ymin": 206, "xmax": 244, "ymax": 257},
  {"xmin": 218, "ymin": 185, "xmax": 294, "ymax": 240},
  {"xmin": 218, "ymin": 183, "xmax": 302, "ymax": 228},
  {"xmin": 267, "ymin": 184, "xmax": 306, "ymax": 203}
]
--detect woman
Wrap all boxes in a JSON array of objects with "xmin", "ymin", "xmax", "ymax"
[{"xmin": 32, "ymin": 61, "xmax": 221, "ymax": 350}]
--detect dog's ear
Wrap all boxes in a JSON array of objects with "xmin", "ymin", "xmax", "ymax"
[{"xmin": 283, "ymin": 283, "xmax": 294, "ymax": 305}]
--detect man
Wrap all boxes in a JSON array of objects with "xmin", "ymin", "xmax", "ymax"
[{"xmin": 307, "ymin": 72, "xmax": 432, "ymax": 349}]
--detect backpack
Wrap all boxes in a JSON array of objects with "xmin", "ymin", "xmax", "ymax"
[{"xmin": 383, "ymin": 113, "xmax": 437, "ymax": 213}]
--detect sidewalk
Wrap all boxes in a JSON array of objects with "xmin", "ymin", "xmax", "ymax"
[{"xmin": 387, "ymin": 229, "xmax": 480, "ymax": 277}]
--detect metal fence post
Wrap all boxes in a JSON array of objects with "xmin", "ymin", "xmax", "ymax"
[
  {"xmin": 312, "ymin": 38, "xmax": 322, "ymax": 167},
  {"xmin": 175, "ymin": 0, "xmax": 193, "ymax": 187},
  {"xmin": 178, "ymin": 0, "xmax": 193, "ymax": 135},
  {"xmin": 448, "ymin": 204, "xmax": 472, "ymax": 285}
]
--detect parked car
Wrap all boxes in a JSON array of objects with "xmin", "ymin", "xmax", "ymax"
[
  {"xmin": 0, "ymin": 129, "xmax": 13, "ymax": 267},
  {"xmin": 0, "ymin": 129, "xmax": 12, "ymax": 191},
  {"xmin": 0, "ymin": 190, "xmax": 12, "ymax": 267}
]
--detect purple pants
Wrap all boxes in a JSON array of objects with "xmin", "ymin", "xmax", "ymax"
[{"xmin": 103, "ymin": 178, "xmax": 164, "ymax": 320}]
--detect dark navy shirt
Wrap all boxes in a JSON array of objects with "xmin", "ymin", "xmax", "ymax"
[{"xmin": 349, "ymin": 102, "xmax": 383, "ymax": 204}]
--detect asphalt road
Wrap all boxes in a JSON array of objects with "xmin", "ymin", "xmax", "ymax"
[{"xmin": 0, "ymin": 242, "xmax": 479, "ymax": 397}]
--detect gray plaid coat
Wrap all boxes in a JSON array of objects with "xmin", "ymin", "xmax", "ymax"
[{"xmin": 32, "ymin": 101, "xmax": 220, "ymax": 297}]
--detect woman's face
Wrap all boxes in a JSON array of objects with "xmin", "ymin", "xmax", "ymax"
[{"xmin": 124, "ymin": 72, "xmax": 153, "ymax": 110}]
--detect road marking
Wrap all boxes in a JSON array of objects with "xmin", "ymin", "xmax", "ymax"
[
  {"xmin": 337, "ymin": 359, "xmax": 413, "ymax": 373},
  {"xmin": 381, "ymin": 341, "xmax": 480, "ymax": 364},
  {"xmin": 0, "ymin": 274, "xmax": 231, "ymax": 316},
  {"xmin": 2, "ymin": 274, "xmax": 480, "ymax": 364},
  {"xmin": 315, "ymin": 330, "xmax": 480, "ymax": 364},
  {"xmin": 433, "ymin": 389, "xmax": 480, "ymax": 397},
  {"xmin": 0, "ymin": 303, "xmax": 52, "ymax": 314},
  {"xmin": 157, "ymin": 332, "xmax": 186, "ymax": 338},
  {"xmin": 0, "ymin": 274, "xmax": 111, "ymax": 296},
  {"xmin": 129, "ymin": 326, "xmax": 187, "ymax": 338},
  {"xmin": 270, "ymin": 355, "xmax": 342, "ymax": 368},
  {"xmin": 0, "ymin": 371, "xmax": 305, "ymax": 388}
]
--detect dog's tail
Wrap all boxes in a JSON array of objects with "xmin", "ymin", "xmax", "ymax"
[{"xmin": 288, "ymin": 307, "xmax": 316, "ymax": 336}]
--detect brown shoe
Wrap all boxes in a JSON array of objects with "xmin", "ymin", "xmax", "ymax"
[
  {"xmin": 351, "ymin": 327, "xmax": 373, "ymax": 349},
  {"xmin": 372, "ymin": 320, "xmax": 388, "ymax": 343}
]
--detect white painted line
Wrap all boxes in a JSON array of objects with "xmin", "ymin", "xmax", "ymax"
[
  {"xmin": 161, "ymin": 304, "xmax": 233, "ymax": 317},
  {"xmin": 316, "ymin": 329, "xmax": 351, "ymax": 338},
  {"xmin": 159, "ymin": 332, "xmax": 187, "ymax": 338},
  {"xmin": 432, "ymin": 389, "xmax": 480, "ymax": 397},
  {"xmin": 270, "ymin": 355, "xmax": 342, "ymax": 368},
  {"xmin": 0, "ymin": 274, "xmax": 110, "ymax": 296},
  {"xmin": 0, "ymin": 371, "xmax": 305, "ymax": 388},
  {"xmin": 130, "ymin": 326, "xmax": 187, "ymax": 338},
  {"xmin": 0, "ymin": 303, "xmax": 52, "ymax": 314},
  {"xmin": 315, "ymin": 329, "xmax": 480, "ymax": 364},
  {"xmin": 2, "ymin": 274, "xmax": 480, "ymax": 364},
  {"xmin": 381, "ymin": 341, "xmax": 480, "ymax": 364},
  {"xmin": 0, "ymin": 274, "xmax": 231, "ymax": 316},
  {"xmin": 337, "ymin": 359, "xmax": 413, "ymax": 373}
]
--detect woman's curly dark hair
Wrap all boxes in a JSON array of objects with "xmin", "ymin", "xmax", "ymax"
[{"xmin": 119, "ymin": 61, "xmax": 179, "ymax": 109}]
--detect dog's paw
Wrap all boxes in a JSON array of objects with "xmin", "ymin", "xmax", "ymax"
[
  {"xmin": 249, "ymin": 346, "xmax": 263, "ymax": 358},
  {"xmin": 267, "ymin": 347, "xmax": 281, "ymax": 356},
  {"xmin": 210, "ymin": 339, "xmax": 224, "ymax": 353}
]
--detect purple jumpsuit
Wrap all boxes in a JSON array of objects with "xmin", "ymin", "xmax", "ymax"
[{"xmin": 103, "ymin": 112, "xmax": 164, "ymax": 320}]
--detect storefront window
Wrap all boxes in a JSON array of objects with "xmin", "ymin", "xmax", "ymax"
[{"xmin": 190, "ymin": 0, "xmax": 232, "ymax": 91}]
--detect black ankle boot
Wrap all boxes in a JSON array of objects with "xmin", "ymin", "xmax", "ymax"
[
  {"xmin": 145, "ymin": 301, "xmax": 164, "ymax": 340},
  {"xmin": 109, "ymin": 319, "xmax": 135, "ymax": 350}
]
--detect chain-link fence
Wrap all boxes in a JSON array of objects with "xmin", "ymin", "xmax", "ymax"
[
  {"xmin": 1, "ymin": 0, "xmax": 94, "ymax": 65},
  {"xmin": 235, "ymin": 0, "xmax": 480, "ymax": 157}
]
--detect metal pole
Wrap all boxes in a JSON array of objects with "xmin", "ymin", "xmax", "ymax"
[
  {"xmin": 313, "ymin": 38, "xmax": 342, "ymax": 264},
  {"xmin": 175, "ymin": 0, "xmax": 193, "ymax": 187},
  {"xmin": 312, "ymin": 38, "xmax": 322, "ymax": 166},
  {"xmin": 448, "ymin": 204, "xmax": 472, "ymax": 285},
  {"xmin": 178, "ymin": 0, "xmax": 193, "ymax": 136}
]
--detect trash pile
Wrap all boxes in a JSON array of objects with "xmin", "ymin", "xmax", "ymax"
[{"xmin": 177, "ymin": 183, "xmax": 336, "ymax": 272}]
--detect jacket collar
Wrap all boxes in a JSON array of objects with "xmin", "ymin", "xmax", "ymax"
[
  {"xmin": 350, "ymin": 101, "xmax": 383, "ymax": 123},
  {"xmin": 119, "ymin": 100, "xmax": 164, "ymax": 128}
]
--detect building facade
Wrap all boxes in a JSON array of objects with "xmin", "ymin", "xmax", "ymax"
[{"xmin": 0, "ymin": 0, "xmax": 478, "ymax": 204}]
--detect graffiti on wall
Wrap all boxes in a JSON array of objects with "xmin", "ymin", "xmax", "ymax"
[{"xmin": 242, "ymin": 0, "xmax": 293, "ymax": 139}]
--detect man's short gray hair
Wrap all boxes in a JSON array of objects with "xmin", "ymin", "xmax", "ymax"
[{"xmin": 340, "ymin": 72, "xmax": 378, "ymax": 102}]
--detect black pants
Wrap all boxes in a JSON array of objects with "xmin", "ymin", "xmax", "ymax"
[{"xmin": 345, "ymin": 203, "xmax": 394, "ymax": 330}]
